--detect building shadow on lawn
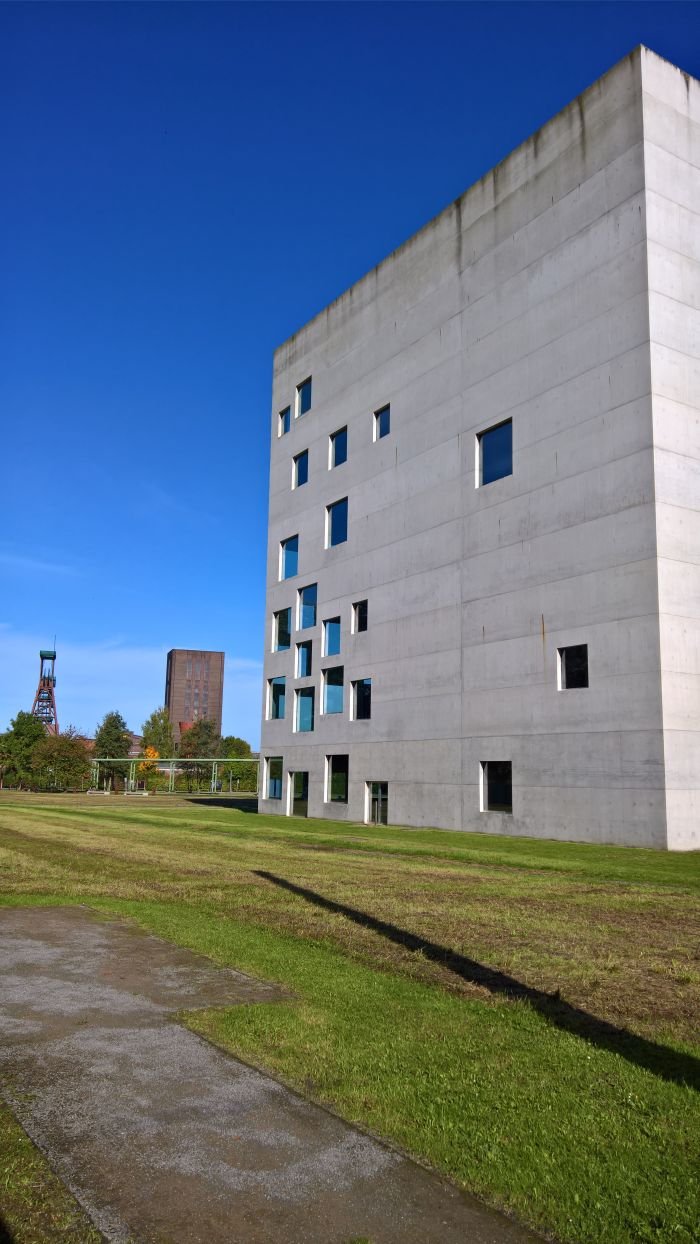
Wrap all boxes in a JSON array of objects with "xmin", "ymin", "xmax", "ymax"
[
  {"xmin": 0, "ymin": 1216, "xmax": 14, "ymax": 1244},
  {"xmin": 254, "ymin": 870, "xmax": 699, "ymax": 1092},
  {"xmin": 185, "ymin": 797, "xmax": 258, "ymax": 813}
]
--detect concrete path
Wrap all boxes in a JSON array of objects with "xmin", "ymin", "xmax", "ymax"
[{"xmin": 0, "ymin": 907, "xmax": 538, "ymax": 1244}]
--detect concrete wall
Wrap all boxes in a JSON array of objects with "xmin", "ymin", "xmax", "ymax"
[
  {"xmin": 643, "ymin": 50, "xmax": 700, "ymax": 848},
  {"xmin": 259, "ymin": 48, "xmax": 698, "ymax": 848}
]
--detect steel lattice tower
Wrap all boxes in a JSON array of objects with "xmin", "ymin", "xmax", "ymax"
[{"xmin": 31, "ymin": 649, "xmax": 59, "ymax": 735}]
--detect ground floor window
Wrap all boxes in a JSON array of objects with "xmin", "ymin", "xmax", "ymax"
[
  {"xmin": 266, "ymin": 757, "xmax": 283, "ymax": 800},
  {"xmin": 481, "ymin": 761, "xmax": 512, "ymax": 813},
  {"xmin": 366, "ymin": 780, "xmax": 388, "ymax": 824},
  {"xmin": 326, "ymin": 754, "xmax": 349, "ymax": 803}
]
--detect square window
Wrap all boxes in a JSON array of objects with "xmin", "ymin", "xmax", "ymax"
[
  {"xmin": 352, "ymin": 677, "xmax": 372, "ymax": 720},
  {"xmin": 296, "ymin": 640, "xmax": 312, "ymax": 678},
  {"xmin": 280, "ymin": 535, "xmax": 299, "ymax": 580},
  {"xmin": 477, "ymin": 419, "xmax": 512, "ymax": 486},
  {"xmin": 273, "ymin": 607, "xmax": 291, "ymax": 651},
  {"xmin": 326, "ymin": 754, "xmax": 349, "ymax": 804},
  {"xmin": 326, "ymin": 497, "xmax": 348, "ymax": 547},
  {"xmin": 323, "ymin": 666, "xmax": 344, "ymax": 714},
  {"xmin": 352, "ymin": 599, "xmax": 368, "ymax": 633},
  {"xmin": 481, "ymin": 761, "xmax": 512, "ymax": 813},
  {"xmin": 558, "ymin": 644, "xmax": 589, "ymax": 690},
  {"xmin": 266, "ymin": 757, "xmax": 283, "ymax": 800},
  {"xmin": 293, "ymin": 450, "xmax": 309, "ymax": 489},
  {"xmin": 323, "ymin": 616, "xmax": 341, "ymax": 656},
  {"xmin": 295, "ymin": 687, "xmax": 315, "ymax": 732},
  {"xmin": 329, "ymin": 426, "xmax": 347, "ymax": 468},
  {"xmin": 374, "ymin": 404, "xmax": 390, "ymax": 440},
  {"xmin": 268, "ymin": 677, "xmax": 286, "ymax": 720},
  {"xmin": 298, "ymin": 583, "xmax": 317, "ymax": 629},
  {"xmin": 279, "ymin": 407, "xmax": 290, "ymax": 437},
  {"xmin": 296, "ymin": 377, "xmax": 312, "ymax": 417}
]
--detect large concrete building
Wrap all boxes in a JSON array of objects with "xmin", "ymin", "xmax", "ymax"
[
  {"xmin": 165, "ymin": 649, "xmax": 225, "ymax": 742},
  {"xmin": 259, "ymin": 48, "xmax": 699, "ymax": 850}
]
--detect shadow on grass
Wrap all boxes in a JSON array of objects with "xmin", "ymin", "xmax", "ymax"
[
  {"xmin": 0, "ymin": 1216, "xmax": 14, "ymax": 1244},
  {"xmin": 255, "ymin": 870, "xmax": 700, "ymax": 1092},
  {"xmin": 185, "ymin": 797, "xmax": 258, "ymax": 813}
]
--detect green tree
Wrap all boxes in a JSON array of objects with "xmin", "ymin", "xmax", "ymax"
[
  {"xmin": 31, "ymin": 731, "xmax": 92, "ymax": 791},
  {"xmin": 93, "ymin": 711, "xmax": 131, "ymax": 789},
  {"xmin": 220, "ymin": 735, "xmax": 252, "ymax": 758},
  {"xmin": 2, "ymin": 712, "xmax": 46, "ymax": 788},
  {"xmin": 141, "ymin": 707, "xmax": 175, "ymax": 757},
  {"xmin": 178, "ymin": 718, "xmax": 221, "ymax": 759}
]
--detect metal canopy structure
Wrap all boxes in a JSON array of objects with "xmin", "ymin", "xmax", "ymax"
[
  {"xmin": 90, "ymin": 756, "xmax": 259, "ymax": 794},
  {"xmin": 31, "ymin": 649, "xmax": 59, "ymax": 735}
]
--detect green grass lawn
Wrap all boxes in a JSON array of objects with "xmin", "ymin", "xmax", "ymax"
[{"xmin": 0, "ymin": 793, "xmax": 698, "ymax": 1244}]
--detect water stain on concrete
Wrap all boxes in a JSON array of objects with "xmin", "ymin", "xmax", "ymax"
[{"xmin": 0, "ymin": 907, "xmax": 538, "ymax": 1243}]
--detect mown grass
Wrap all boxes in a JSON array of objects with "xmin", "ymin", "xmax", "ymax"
[
  {"xmin": 0, "ymin": 1100, "xmax": 101, "ymax": 1243},
  {"xmin": 0, "ymin": 793, "xmax": 698, "ymax": 1244}
]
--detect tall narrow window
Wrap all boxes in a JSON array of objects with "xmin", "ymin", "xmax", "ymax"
[
  {"xmin": 273, "ymin": 607, "xmax": 291, "ymax": 651},
  {"xmin": 329, "ymin": 426, "xmax": 347, "ymax": 468},
  {"xmin": 268, "ymin": 677, "xmax": 286, "ymax": 720},
  {"xmin": 352, "ymin": 600, "xmax": 368, "ymax": 633},
  {"xmin": 326, "ymin": 498, "xmax": 348, "ymax": 547},
  {"xmin": 293, "ymin": 450, "xmax": 309, "ymax": 489},
  {"xmin": 352, "ymin": 678, "xmax": 372, "ymax": 720},
  {"xmin": 558, "ymin": 644, "xmax": 589, "ymax": 690},
  {"xmin": 279, "ymin": 407, "xmax": 291, "ymax": 437},
  {"xmin": 280, "ymin": 535, "xmax": 299, "ymax": 580},
  {"xmin": 296, "ymin": 640, "xmax": 312, "ymax": 678},
  {"xmin": 296, "ymin": 377, "xmax": 312, "ymax": 417},
  {"xmin": 298, "ymin": 583, "xmax": 317, "ymax": 629},
  {"xmin": 478, "ymin": 419, "xmax": 512, "ymax": 486},
  {"xmin": 266, "ymin": 757, "xmax": 283, "ymax": 800},
  {"xmin": 295, "ymin": 687, "xmax": 315, "ymax": 732},
  {"xmin": 323, "ymin": 616, "xmax": 341, "ymax": 656},
  {"xmin": 326, "ymin": 754, "xmax": 349, "ymax": 804},
  {"xmin": 323, "ymin": 666, "xmax": 344, "ymax": 714},
  {"xmin": 374, "ymin": 404, "xmax": 390, "ymax": 440},
  {"xmin": 481, "ymin": 761, "xmax": 512, "ymax": 813}
]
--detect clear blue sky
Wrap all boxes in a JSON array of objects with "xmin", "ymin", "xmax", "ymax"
[{"xmin": 2, "ymin": 1, "xmax": 698, "ymax": 746}]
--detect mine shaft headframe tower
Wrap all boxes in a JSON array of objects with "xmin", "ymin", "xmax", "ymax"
[{"xmin": 31, "ymin": 649, "xmax": 59, "ymax": 735}]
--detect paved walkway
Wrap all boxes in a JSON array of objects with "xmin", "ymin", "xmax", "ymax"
[{"xmin": 0, "ymin": 907, "xmax": 538, "ymax": 1244}]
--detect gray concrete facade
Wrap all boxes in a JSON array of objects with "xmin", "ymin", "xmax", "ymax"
[{"xmin": 260, "ymin": 48, "xmax": 699, "ymax": 850}]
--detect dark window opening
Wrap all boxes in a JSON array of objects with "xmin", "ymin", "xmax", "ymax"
[
  {"xmin": 479, "ymin": 419, "xmax": 512, "ymax": 486},
  {"xmin": 353, "ymin": 677, "xmax": 372, "ymax": 720},
  {"xmin": 279, "ymin": 407, "xmax": 290, "ymax": 436},
  {"xmin": 330, "ymin": 426, "xmax": 347, "ymax": 468},
  {"xmin": 297, "ymin": 377, "xmax": 312, "ymax": 417},
  {"xmin": 293, "ymin": 450, "xmax": 309, "ymax": 488},
  {"xmin": 374, "ymin": 404, "xmax": 390, "ymax": 440},
  {"xmin": 299, "ymin": 583, "xmax": 317, "ymax": 629},
  {"xmin": 267, "ymin": 757, "xmax": 283, "ymax": 800},
  {"xmin": 274, "ymin": 608, "xmax": 291, "ymax": 651},
  {"xmin": 353, "ymin": 599, "xmax": 368, "ymax": 633},
  {"xmin": 327, "ymin": 498, "xmax": 348, "ymax": 547},
  {"xmin": 484, "ymin": 761, "xmax": 512, "ymax": 813},
  {"xmin": 269, "ymin": 677, "xmax": 286, "ymax": 720},
  {"xmin": 297, "ymin": 640, "xmax": 312, "ymax": 678},
  {"xmin": 560, "ymin": 644, "xmax": 589, "ymax": 689},
  {"xmin": 324, "ymin": 666, "xmax": 344, "ymax": 714}
]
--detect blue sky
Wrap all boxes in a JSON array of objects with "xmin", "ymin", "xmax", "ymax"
[{"xmin": 2, "ymin": 1, "xmax": 698, "ymax": 746}]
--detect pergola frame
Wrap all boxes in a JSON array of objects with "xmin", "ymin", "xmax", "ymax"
[{"xmin": 90, "ymin": 757, "xmax": 259, "ymax": 794}]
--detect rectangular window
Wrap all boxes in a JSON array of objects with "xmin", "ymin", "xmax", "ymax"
[
  {"xmin": 266, "ymin": 757, "xmax": 283, "ymax": 800},
  {"xmin": 329, "ymin": 426, "xmax": 347, "ymax": 468},
  {"xmin": 298, "ymin": 583, "xmax": 317, "ymax": 629},
  {"xmin": 323, "ymin": 666, "xmax": 344, "ymax": 714},
  {"xmin": 352, "ymin": 599, "xmax": 368, "ymax": 633},
  {"xmin": 279, "ymin": 406, "xmax": 291, "ymax": 437},
  {"xmin": 326, "ymin": 497, "xmax": 348, "ymax": 547},
  {"xmin": 268, "ymin": 676, "xmax": 286, "ymax": 720},
  {"xmin": 352, "ymin": 677, "xmax": 372, "ymax": 720},
  {"xmin": 374, "ymin": 404, "xmax": 390, "ymax": 440},
  {"xmin": 273, "ymin": 607, "xmax": 291, "ymax": 651},
  {"xmin": 326, "ymin": 754, "xmax": 349, "ymax": 804},
  {"xmin": 481, "ymin": 761, "xmax": 512, "ymax": 813},
  {"xmin": 280, "ymin": 535, "xmax": 299, "ymax": 580},
  {"xmin": 558, "ymin": 644, "xmax": 589, "ymax": 690},
  {"xmin": 296, "ymin": 640, "xmax": 312, "ymax": 678},
  {"xmin": 293, "ymin": 450, "xmax": 309, "ymax": 489},
  {"xmin": 323, "ymin": 616, "xmax": 341, "ymax": 656},
  {"xmin": 478, "ymin": 419, "xmax": 512, "ymax": 486},
  {"xmin": 296, "ymin": 377, "xmax": 312, "ymax": 417},
  {"xmin": 295, "ymin": 687, "xmax": 315, "ymax": 732}
]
